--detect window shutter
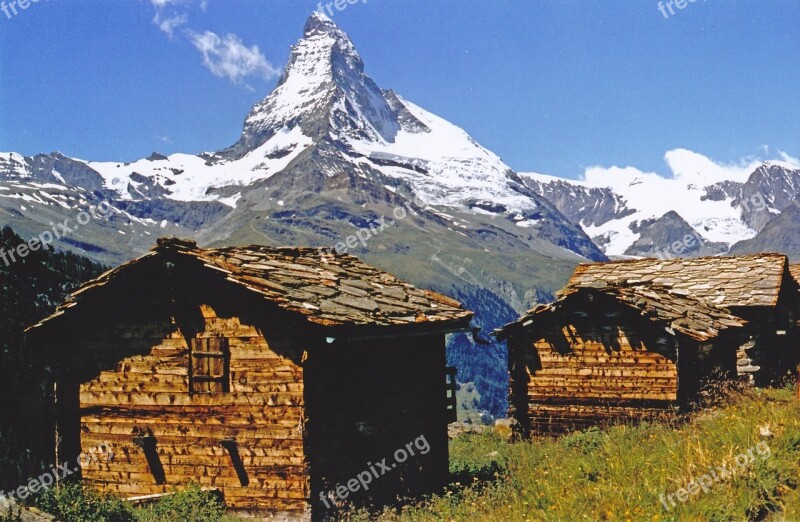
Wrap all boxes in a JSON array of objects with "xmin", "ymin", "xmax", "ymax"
[{"xmin": 190, "ymin": 336, "xmax": 230, "ymax": 393}]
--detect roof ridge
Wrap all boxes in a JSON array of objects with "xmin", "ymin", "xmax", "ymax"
[
  {"xmin": 577, "ymin": 252, "xmax": 788, "ymax": 268},
  {"xmin": 155, "ymin": 237, "xmax": 198, "ymax": 250}
]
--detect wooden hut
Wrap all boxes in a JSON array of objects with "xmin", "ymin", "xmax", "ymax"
[
  {"xmin": 789, "ymin": 263, "xmax": 800, "ymax": 324},
  {"xmin": 497, "ymin": 283, "xmax": 746, "ymax": 437},
  {"xmin": 24, "ymin": 238, "xmax": 473, "ymax": 520},
  {"xmin": 561, "ymin": 254, "xmax": 799, "ymax": 385},
  {"xmin": 790, "ymin": 264, "xmax": 800, "ymax": 285}
]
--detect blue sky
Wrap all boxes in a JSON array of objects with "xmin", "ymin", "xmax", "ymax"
[{"xmin": 0, "ymin": 1, "xmax": 797, "ymax": 179}]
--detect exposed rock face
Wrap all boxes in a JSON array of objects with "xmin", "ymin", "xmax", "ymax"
[
  {"xmin": 221, "ymin": 13, "xmax": 411, "ymax": 159},
  {"xmin": 625, "ymin": 211, "xmax": 727, "ymax": 258},
  {"xmin": 523, "ymin": 176, "xmax": 636, "ymax": 228},
  {"xmin": 734, "ymin": 163, "xmax": 800, "ymax": 232},
  {"xmin": 730, "ymin": 201, "xmax": 800, "ymax": 261}
]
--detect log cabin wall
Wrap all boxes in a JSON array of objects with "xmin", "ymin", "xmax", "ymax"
[
  {"xmin": 74, "ymin": 304, "xmax": 310, "ymax": 515},
  {"xmin": 780, "ymin": 270, "xmax": 800, "ymax": 377},
  {"xmin": 36, "ymin": 256, "xmax": 313, "ymax": 517},
  {"xmin": 674, "ymin": 333, "xmax": 738, "ymax": 404},
  {"xmin": 766, "ymin": 300, "xmax": 796, "ymax": 379},
  {"xmin": 730, "ymin": 306, "xmax": 780, "ymax": 385},
  {"xmin": 304, "ymin": 334, "xmax": 449, "ymax": 514},
  {"xmin": 508, "ymin": 303, "xmax": 680, "ymax": 437}
]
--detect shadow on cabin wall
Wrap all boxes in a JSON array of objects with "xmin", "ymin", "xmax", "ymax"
[{"xmin": 304, "ymin": 333, "xmax": 449, "ymax": 518}]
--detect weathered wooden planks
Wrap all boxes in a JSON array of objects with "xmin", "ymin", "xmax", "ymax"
[
  {"xmin": 526, "ymin": 402, "xmax": 673, "ymax": 436},
  {"xmin": 78, "ymin": 309, "xmax": 310, "ymax": 513},
  {"xmin": 510, "ymin": 318, "xmax": 680, "ymax": 435}
]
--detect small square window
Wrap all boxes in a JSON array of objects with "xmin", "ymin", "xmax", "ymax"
[{"xmin": 190, "ymin": 336, "xmax": 230, "ymax": 393}]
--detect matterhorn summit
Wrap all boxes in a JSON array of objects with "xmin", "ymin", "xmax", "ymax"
[
  {"xmin": 0, "ymin": 12, "xmax": 604, "ymax": 278},
  {"xmin": 225, "ymin": 11, "xmax": 404, "ymax": 157}
]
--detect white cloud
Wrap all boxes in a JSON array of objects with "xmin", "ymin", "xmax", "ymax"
[
  {"xmin": 150, "ymin": 0, "xmax": 186, "ymax": 7},
  {"xmin": 150, "ymin": 0, "xmax": 191, "ymax": 36},
  {"xmin": 582, "ymin": 165, "xmax": 656, "ymax": 187},
  {"xmin": 188, "ymin": 30, "xmax": 280, "ymax": 84},
  {"xmin": 664, "ymin": 148, "xmax": 762, "ymax": 184},
  {"xmin": 778, "ymin": 151, "xmax": 800, "ymax": 168},
  {"xmin": 153, "ymin": 12, "xmax": 188, "ymax": 37},
  {"xmin": 150, "ymin": 0, "xmax": 207, "ymax": 9},
  {"xmin": 581, "ymin": 148, "xmax": 799, "ymax": 189},
  {"xmin": 148, "ymin": 1, "xmax": 277, "ymax": 85}
]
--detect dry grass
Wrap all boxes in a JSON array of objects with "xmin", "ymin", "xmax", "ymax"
[{"xmin": 348, "ymin": 383, "xmax": 800, "ymax": 521}]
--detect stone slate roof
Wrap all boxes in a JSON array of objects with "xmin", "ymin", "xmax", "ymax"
[
  {"xmin": 498, "ymin": 283, "xmax": 746, "ymax": 342},
  {"xmin": 28, "ymin": 238, "xmax": 473, "ymax": 331},
  {"xmin": 565, "ymin": 254, "xmax": 790, "ymax": 308}
]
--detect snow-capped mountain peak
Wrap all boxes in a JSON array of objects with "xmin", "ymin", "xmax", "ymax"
[
  {"xmin": 226, "ymin": 11, "xmax": 401, "ymax": 158},
  {"xmin": 78, "ymin": 15, "xmax": 567, "ymax": 224},
  {"xmin": 209, "ymin": 13, "xmax": 581, "ymax": 227}
]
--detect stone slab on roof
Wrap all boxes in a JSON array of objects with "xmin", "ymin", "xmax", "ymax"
[{"xmin": 565, "ymin": 254, "xmax": 789, "ymax": 308}]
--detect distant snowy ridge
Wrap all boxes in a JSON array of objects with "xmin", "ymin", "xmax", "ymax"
[{"xmin": 521, "ymin": 150, "xmax": 800, "ymax": 257}]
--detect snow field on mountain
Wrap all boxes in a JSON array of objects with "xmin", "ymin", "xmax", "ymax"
[{"xmin": 87, "ymin": 126, "xmax": 312, "ymax": 204}]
